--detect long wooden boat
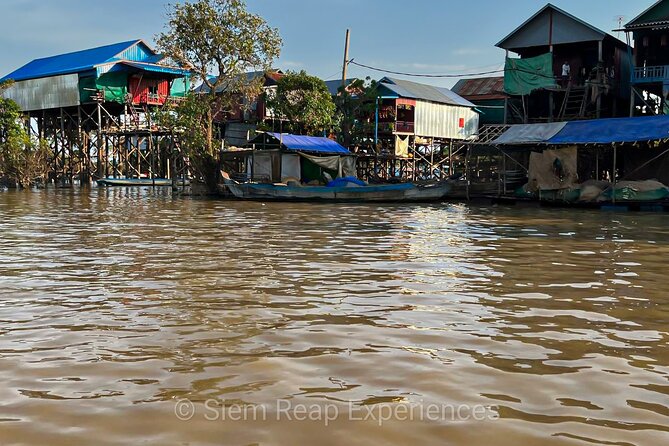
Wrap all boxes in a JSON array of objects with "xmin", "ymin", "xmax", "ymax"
[
  {"xmin": 223, "ymin": 179, "xmax": 452, "ymax": 202},
  {"xmin": 96, "ymin": 178, "xmax": 187, "ymax": 187}
]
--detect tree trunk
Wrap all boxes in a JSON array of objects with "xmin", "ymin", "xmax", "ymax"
[
  {"xmin": 342, "ymin": 119, "xmax": 352, "ymax": 147},
  {"xmin": 206, "ymin": 107, "xmax": 214, "ymax": 156}
]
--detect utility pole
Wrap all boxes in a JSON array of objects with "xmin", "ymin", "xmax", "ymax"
[{"xmin": 342, "ymin": 29, "xmax": 350, "ymax": 89}]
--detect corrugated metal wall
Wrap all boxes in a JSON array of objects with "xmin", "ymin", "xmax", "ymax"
[
  {"xmin": 415, "ymin": 100, "xmax": 479, "ymax": 140},
  {"xmin": 2, "ymin": 74, "xmax": 80, "ymax": 111}
]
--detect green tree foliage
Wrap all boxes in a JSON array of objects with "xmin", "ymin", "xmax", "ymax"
[
  {"xmin": 153, "ymin": 92, "xmax": 209, "ymax": 156},
  {"xmin": 156, "ymin": 0, "xmax": 282, "ymax": 156},
  {"xmin": 334, "ymin": 77, "xmax": 379, "ymax": 148},
  {"xmin": 152, "ymin": 92, "xmax": 217, "ymax": 188},
  {"xmin": 266, "ymin": 71, "xmax": 336, "ymax": 135},
  {"xmin": 0, "ymin": 81, "xmax": 49, "ymax": 188}
]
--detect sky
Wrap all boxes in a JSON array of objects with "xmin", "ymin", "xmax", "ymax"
[{"xmin": 0, "ymin": 0, "xmax": 654, "ymax": 88}]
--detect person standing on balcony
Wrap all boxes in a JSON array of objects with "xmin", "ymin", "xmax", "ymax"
[{"xmin": 561, "ymin": 61, "xmax": 571, "ymax": 88}]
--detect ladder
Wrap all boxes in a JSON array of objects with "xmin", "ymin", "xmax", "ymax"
[
  {"xmin": 559, "ymin": 85, "xmax": 587, "ymax": 120},
  {"xmin": 126, "ymin": 103, "xmax": 145, "ymax": 128}
]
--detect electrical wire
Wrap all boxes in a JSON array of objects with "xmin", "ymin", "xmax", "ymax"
[
  {"xmin": 348, "ymin": 59, "xmax": 561, "ymax": 81},
  {"xmin": 348, "ymin": 60, "xmax": 504, "ymax": 78}
]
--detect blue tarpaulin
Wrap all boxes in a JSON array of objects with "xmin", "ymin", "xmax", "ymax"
[
  {"xmin": 326, "ymin": 176, "xmax": 366, "ymax": 187},
  {"xmin": 493, "ymin": 116, "xmax": 669, "ymax": 146},
  {"xmin": 267, "ymin": 133, "xmax": 350, "ymax": 154},
  {"xmin": 547, "ymin": 116, "xmax": 669, "ymax": 144}
]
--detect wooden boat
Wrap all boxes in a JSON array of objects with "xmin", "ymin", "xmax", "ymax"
[
  {"xmin": 223, "ymin": 178, "xmax": 452, "ymax": 202},
  {"xmin": 96, "ymin": 178, "xmax": 187, "ymax": 187}
]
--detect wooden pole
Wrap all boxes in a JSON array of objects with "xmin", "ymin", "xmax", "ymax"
[
  {"xmin": 430, "ymin": 137, "xmax": 434, "ymax": 180},
  {"xmin": 374, "ymin": 97, "xmax": 379, "ymax": 146},
  {"xmin": 465, "ymin": 144, "xmax": 470, "ymax": 201},
  {"xmin": 449, "ymin": 140, "xmax": 453, "ymax": 177},
  {"xmin": 521, "ymin": 95, "xmax": 528, "ymax": 123},
  {"xmin": 59, "ymin": 107, "xmax": 66, "ymax": 187},
  {"xmin": 597, "ymin": 40, "xmax": 603, "ymax": 119},
  {"xmin": 136, "ymin": 137, "xmax": 141, "ymax": 179},
  {"xmin": 171, "ymin": 136, "xmax": 177, "ymax": 191},
  {"xmin": 251, "ymin": 143, "xmax": 256, "ymax": 181},
  {"xmin": 549, "ymin": 20, "xmax": 554, "ymax": 124},
  {"xmin": 630, "ymin": 86, "xmax": 636, "ymax": 117},
  {"xmin": 150, "ymin": 134, "xmax": 155, "ymax": 186},
  {"xmin": 626, "ymin": 31, "xmax": 635, "ymax": 117},
  {"xmin": 342, "ymin": 29, "xmax": 350, "ymax": 88},
  {"xmin": 97, "ymin": 103, "xmax": 102, "ymax": 179},
  {"xmin": 612, "ymin": 145, "xmax": 617, "ymax": 204},
  {"xmin": 502, "ymin": 151, "xmax": 507, "ymax": 196}
]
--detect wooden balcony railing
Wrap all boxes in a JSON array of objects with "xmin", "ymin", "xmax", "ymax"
[
  {"xmin": 396, "ymin": 121, "xmax": 415, "ymax": 133},
  {"xmin": 633, "ymin": 65, "xmax": 669, "ymax": 83}
]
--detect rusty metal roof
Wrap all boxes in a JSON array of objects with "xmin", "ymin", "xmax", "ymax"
[
  {"xmin": 451, "ymin": 77, "xmax": 506, "ymax": 100},
  {"xmin": 378, "ymin": 77, "xmax": 475, "ymax": 108}
]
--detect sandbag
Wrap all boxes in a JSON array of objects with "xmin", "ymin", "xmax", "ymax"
[
  {"xmin": 578, "ymin": 180, "xmax": 611, "ymax": 202},
  {"xmin": 601, "ymin": 180, "xmax": 669, "ymax": 201},
  {"xmin": 579, "ymin": 184, "xmax": 606, "ymax": 202}
]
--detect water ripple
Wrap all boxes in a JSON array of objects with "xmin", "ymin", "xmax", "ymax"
[{"xmin": 0, "ymin": 188, "xmax": 668, "ymax": 445}]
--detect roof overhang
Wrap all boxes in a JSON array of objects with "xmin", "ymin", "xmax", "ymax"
[
  {"xmin": 625, "ymin": 0, "xmax": 668, "ymax": 29},
  {"xmin": 623, "ymin": 22, "xmax": 669, "ymax": 31},
  {"xmin": 118, "ymin": 61, "xmax": 191, "ymax": 77}
]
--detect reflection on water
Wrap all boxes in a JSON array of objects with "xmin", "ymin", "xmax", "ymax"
[{"xmin": 0, "ymin": 187, "xmax": 668, "ymax": 445}]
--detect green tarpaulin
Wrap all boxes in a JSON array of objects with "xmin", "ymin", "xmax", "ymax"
[
  {"xmin": 170, "ymin": 77, "xmax": 189, "ymax": 98},
  {"xmin": 504, "ymin": 53, "xmax": 557, "ymax": 96},
  {"xmin": 79, "ymin": 73, "xmax": 128, "ymax": 103}
]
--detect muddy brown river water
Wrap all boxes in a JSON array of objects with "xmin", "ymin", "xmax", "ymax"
[{"xmin": 0, "ymin": 188, "xmax": 668, "ymax": 445}]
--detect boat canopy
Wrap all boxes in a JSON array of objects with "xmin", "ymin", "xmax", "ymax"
[
  {"xmin": 492, "ymin": 116, "xmax": 669, "ymax": 146},
  {"xmin": 262, "ymin": 132, "xmax": 351, "ymax": 154}
]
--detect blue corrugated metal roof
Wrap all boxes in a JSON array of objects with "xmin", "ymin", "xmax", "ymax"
[
  {"xmin": 267, "ymin": 133, "xmax": 351, "ymax": 154},
  {"xmin": 379, "ymin": 77, "xmax": 476, "ymax": 108},
  {"xmin": 1, "ymin": 40, "xmax": 173, "ymax": 82}
]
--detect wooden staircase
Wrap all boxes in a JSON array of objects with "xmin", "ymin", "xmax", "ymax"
[
  {"xmin": 475, "ymin": 124, "xmax": 512, "ymax": 144},
  {"xmin": 126, "ymin": 103, "xmax": 146, "ymax": 128}
]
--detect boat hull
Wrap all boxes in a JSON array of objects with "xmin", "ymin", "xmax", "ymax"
[
  {"xmin": 224, "ymin": 181, "xmax": 452, "ymax": 202},
  {"xmin": 97, "ymin": 178, "xmax": 186, "ymax": 187}
]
